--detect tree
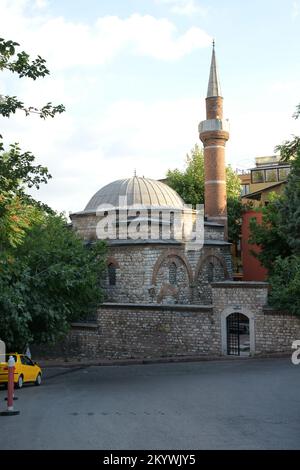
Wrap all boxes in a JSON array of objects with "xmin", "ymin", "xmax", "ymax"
[
  {"xmin": 166, "ymin": 144, "xmax": 244, "ymax": 242},
  {"xmin": 249, "ymin": 104, "xmax": 300, "ymax": 314},
  {"xmin": 0, "ymin": 213, "xmax": 106, "ymax": 350},
  {"xmin": 0, "ymin": 38, "xmax": 64, "ymax": 249},
  {"xmin": 226, "ymin": 165, "xmax": 246, "ymax": 244},
  {"xmin": 0, "ymin": 38, "xmax": 106, "ymax": 349},
  {"xmin": 248, "ymin": 192, "xmax": 291, "ymax": 271},
  {"xmin": 0, "ymin": 38, "xmax": 65, "ymax": 120},
  {"xmin": 0, "ymin": 146, "xmax": 53, "ymax": 251},
  {"xmin": 268, "ymin": 255, "xmax": 300, "ymax": 315},
  {"xmin": 277, "ymin": 156, "xmax": 300, "ymax": 255}
]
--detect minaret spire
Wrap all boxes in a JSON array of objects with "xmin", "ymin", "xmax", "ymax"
[
  {"xmin": 207, "ymin": 40, "xmax": 222, "ymax": 98},
  {"xmin": 198, "ymin": 41, "xmax": 230, "ymax": 238}
]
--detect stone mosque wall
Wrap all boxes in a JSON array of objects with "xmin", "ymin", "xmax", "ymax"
[
  {"xmin": 33, "ymin": 282, "xmax": 300, "ymax": 361},
  {"xmin": 103, "ymin": 242, "xmax": 232, "ymax": 305}
]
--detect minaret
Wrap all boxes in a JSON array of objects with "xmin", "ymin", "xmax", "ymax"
[{"xmin": 199, "ymin": 41, "xmax": 229, "ymax": 238}]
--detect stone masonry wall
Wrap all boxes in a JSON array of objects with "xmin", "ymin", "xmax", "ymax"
[
  {"xmin": 212, "ymin": 282, "xmax": 300, "ymax": 355},
  {"xmin": 33, "ymin": 285, "xmax": 300, "ymax": 361},
  {"xmin": 96, "ymin": 304, "xmax": 219, "ymax": 358},
  {"xmin": 33, "ymin": 303, "xmax": 220, "ymax": 360},
  {"xmin": 104, "ymin": 243, "xmax": 232, "ymax": 305},
  {"xmin": 256, "ymin": 309, "xmax": 300, "ymax": 354}
]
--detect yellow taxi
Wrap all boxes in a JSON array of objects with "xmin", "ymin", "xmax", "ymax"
[{"xmin": 0, "ymin": 354, "xmax": 42, "ymax": 389}]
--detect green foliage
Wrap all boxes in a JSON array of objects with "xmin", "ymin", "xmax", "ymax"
[
  {"xmin": 0, "ymin": 38, "xmax": 106, "ymax": 350},
  {"xmin": 0, "ymin": 38, "xmax": 65, "ymax": 119},
  {"xmin": 274, "ymin": 104, "xmax": 300, "ymax": 162},
  {"xmin": 249, "ymin": 193, "xmax": 291, "ymax": 271},
  {"xmin": 166, "ymin": 144, "xmax": 205, "ymax": 207},
  {"xmin": 227, "ymin": 195, "xmax": 245, "ymax": 244},
  {"xmin": 226, "ymin": 165, "xmax": 246, "ymax": 243},
  {"xmin": 166, "ymin": 144, "xmax": 244, "ymax": 242},
  {"xmin": 0, "ymin": 194, "xmax": 44, "ymax": 250},
  {"xmin": 278, "ymin": 154, "xmax": 300, "ymax": 254},
  {"xmin": 249, "ymin": 103, "xmax": 300, "ymax": 315},
  {"xmin": 0, "ymin": 213, "xmax": 106, "ymax": 350},
  {"xmin": 0, "ymin": 144, "xmax": 52, "ymax": 250},
  {"xmin": 0, "ymin": 146, "xmax": 51, "ymax": 193},
  {"xmin": 275, "ymin": 136, "xmax": 300, "ymax": 163},
  {"xmin": 0, "ymin": 37, "xmax": 64, "ymax": 249},
  {"xmin": 0, "ymin": 38, "xmax": 49, "ymax": 79},
  {"xmin": 268, "ymin": 256, "xmax": 300, "ymax": 315}
]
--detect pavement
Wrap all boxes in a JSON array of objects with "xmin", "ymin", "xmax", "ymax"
[{"xmin": 0, "ymin": 357, "xmax": 299, "ymax": 450}]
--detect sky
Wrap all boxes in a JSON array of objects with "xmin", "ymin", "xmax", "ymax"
[{"xmin": 0, "ymin": 0, "xmax": 300, "ymax": 214}]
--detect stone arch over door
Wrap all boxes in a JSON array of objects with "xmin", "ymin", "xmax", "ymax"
[
  {"xmin": 220, "ymin": 307, "xmax": 255, "ymax": 356},
  {"xmin": 152, "ymin": 250, "xmax": 193, "ymax": 304},
  {"xmin": 195, "ymin": 253, "xmax": 229, "ymax": 304}
]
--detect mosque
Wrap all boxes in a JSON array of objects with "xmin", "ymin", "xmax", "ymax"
[
  {"xmin": 45, "ymin": 44, "xmax": 300, "ymax": 361},
  {"xmin": 70, "ymin": 42, "xmax": 231, "ymax": 307}
]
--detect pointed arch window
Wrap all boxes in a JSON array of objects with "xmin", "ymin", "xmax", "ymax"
[
  {"xmin": 108, "ymin": 263, "xmax": 117, "ymax": 286},
  {"xmin": 169, "ymin": 262, "xmax": 177, "ymax": 285},
  {"xmin": 207, "ymin": 261, "xmax": 214, "ymax": 283}
]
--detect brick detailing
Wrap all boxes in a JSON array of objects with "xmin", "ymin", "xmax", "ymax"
[
  {"xmin": 155, "ymin": 258, "xmax": 191, "ymax": 304},
  {"xmin": 152, "ymin": 250, "xmax": 193, "ymax": 282}
]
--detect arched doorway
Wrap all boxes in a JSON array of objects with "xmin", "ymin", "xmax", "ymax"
[{"xmin": 226, "ymin": 313, "xmax": 250, "ymax": 356}]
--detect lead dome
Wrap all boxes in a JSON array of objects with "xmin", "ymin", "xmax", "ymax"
[{"xmin": 84, "ymin": 176, "xmax": 185, "ymax": 212}]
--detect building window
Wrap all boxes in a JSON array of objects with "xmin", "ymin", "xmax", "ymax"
[
  {"xmin": 207, "ymin": 262, "xmax": 214, "ymax": 283},
  {"xmin": 265, "ymin": 168, "xmax": 278, "ymax": 183},
  {"xmin": 251, "ymin": 169, "xmax": 264, "ymax": 183},
  {"xmin": 278, "ymin": 167, "xmax": 290, "ymax": 181},
  {"xmin": 108, "ymin": 263, "xmax": 116, "ymax": 286},
  {"xmin": 169, "ymin": 262, "xmax": 177, "ymax": 285},
  {"xmin": 241, "ymin": 184, "xmax": 250, "ymax": 196}
]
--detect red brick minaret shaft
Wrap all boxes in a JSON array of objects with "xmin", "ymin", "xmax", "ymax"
[{"xmin": 199, "ymin": 41, "xmax": 229, "ymax": 238}]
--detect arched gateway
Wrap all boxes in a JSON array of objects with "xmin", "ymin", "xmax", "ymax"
[
  {"xmin": 220, "ymin": 307, "xmax": 255, "ymax": 356},
  {"xmin": 226, "ymin": 313, "xmax": 250, "ymax": 356}
]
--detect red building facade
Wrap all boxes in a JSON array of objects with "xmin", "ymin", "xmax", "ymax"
[{"xmin": 241, "ymin": 210, "xmax": 268, "ymax": 281}]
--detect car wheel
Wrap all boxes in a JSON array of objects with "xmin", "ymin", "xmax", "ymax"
[
  {"xmin": 35, "ymin": 373, "xmax": 42, "ymax": 386},
  {"xmin": 16, "ymin": 375, "xmax": 23, "ymax": 389}
]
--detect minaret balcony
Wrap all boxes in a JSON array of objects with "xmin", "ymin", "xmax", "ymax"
[{"xmin": 198, "ymin": 118, "xmax": 230, "ymax": 134}]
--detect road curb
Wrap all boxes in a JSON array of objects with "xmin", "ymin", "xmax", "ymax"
[{"xmin": 38, "ymin": 352, "xmax": 291, "ymax": 369}]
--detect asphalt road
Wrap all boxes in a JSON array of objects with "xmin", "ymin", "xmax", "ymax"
[{"xmin": 0, "ymin": 357, "xmax": 299, "ymax": 450}]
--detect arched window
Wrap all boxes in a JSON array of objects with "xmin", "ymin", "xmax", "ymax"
[
  {"xmin": 207, "ymin": 262, "xmax": 214, "ymax": 283},
  {"xmin": 169, "ymin": 262, "xmax": 177, "ymax": 285},
  {"xmin": 108, "ymin": 263, "xmax": 116, "ymax": 286}
]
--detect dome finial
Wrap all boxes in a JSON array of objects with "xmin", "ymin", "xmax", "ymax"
[
  {"xmin": 212, "ymin": 38, "xmax": 215, "ymax": 48},
  {"xmin": 134, "ymin": 169, "xmax": 137, "ymax": 177}
]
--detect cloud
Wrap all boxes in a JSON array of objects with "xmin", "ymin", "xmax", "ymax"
[
  {"xmin": 33, "ymin": 0, "xmax": 48, "ymax": 9},
  {"xmin": 4, "ymin": 96, "xmax": 202, "ymax": 214},
  {"xmin": 270, "ymin": 79, "xmax": 300, "ymax": 93},
  {"xmin": 0, "ymin": 1, "xmax": 211, "ymax": 69},
  {"xmin": 155, "ymin": 0, "xmax": 208, "ymax": 16},
  {"xmin": 0, "ymin": 0, "xmax": 212, "ymax": 214},
  {"xmin": 292, "ymin": 1, "xmax": 300, "ymax": 19}
]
